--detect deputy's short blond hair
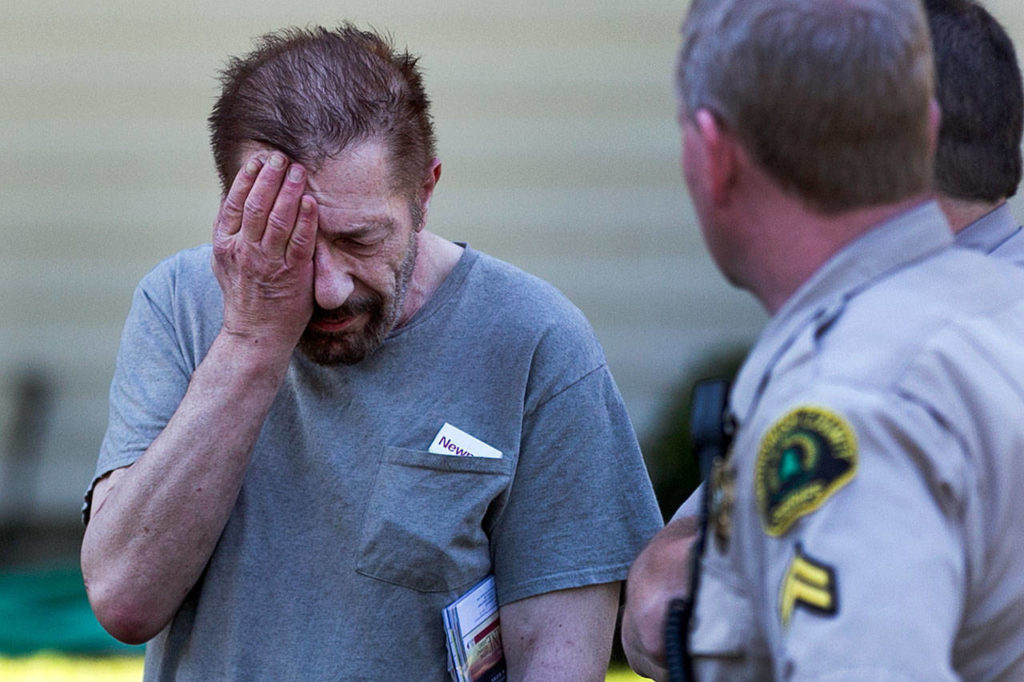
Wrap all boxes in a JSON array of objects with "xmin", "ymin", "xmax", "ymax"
[{"xmin": 677, "ymin": 0, "xmax": 934, "ymax": 215}]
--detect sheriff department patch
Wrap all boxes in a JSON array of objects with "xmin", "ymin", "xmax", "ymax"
[{"xmin": 755, "ymin": 406, "xmax": 857, "ymax": 536}]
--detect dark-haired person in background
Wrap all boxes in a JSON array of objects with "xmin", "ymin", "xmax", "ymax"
[
  {"xmin": 621, "ymin": 0, "xmax": 1024, "ymax": 679},
  {"xmin": 928, "ymin": 0, "xmax": 1024, "ymax": 264},
  {"xmin": 80, "ymin": 25, "xmax": 661, "ymax": 681}
]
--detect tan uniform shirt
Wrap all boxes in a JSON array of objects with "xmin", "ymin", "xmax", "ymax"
[
  {"xmin": 690, "ymin": 202, "xmax": 1024, "ymax": 680},
  {"xmin": 955, "ymin": 201, "xmax": 1024, "ymax": 267}
]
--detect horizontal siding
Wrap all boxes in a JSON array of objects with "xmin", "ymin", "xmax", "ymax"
[{"xmin": 2, "ymin": 0, "xmax": 1022, "ymax": 518}]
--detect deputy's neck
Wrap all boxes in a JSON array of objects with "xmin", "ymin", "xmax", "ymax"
[
  {"xmin": 745, "ymin": 193, "xmax": 932, "ymax": 314},
  {"xmin": 935, "ymin": 195, "xmax": 1006, "ymax": 235}
]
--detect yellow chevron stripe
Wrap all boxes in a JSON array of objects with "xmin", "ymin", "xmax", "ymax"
[{"xmin": 779, "ymin": 549, "xmax": 836, "ymax": 628}]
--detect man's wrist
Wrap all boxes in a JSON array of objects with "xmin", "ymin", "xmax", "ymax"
[{"xmin": 211, "ymin": 328, "xmax": 297, "ymax": 381}]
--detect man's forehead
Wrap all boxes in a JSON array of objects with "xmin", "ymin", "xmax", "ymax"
[
  {"xmin": 312, "ymin": 188, "xmax": 409, "ymax": 240},
  {"xmin": 231, "ymin": 138, "xmax": 410, "ymax": 232},
  {"xmin": 317, "ymin": 208, "xmax": 396, "ymax": 232}
]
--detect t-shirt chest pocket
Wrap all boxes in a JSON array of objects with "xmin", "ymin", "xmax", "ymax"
[{"xmin": 356, "ymin": 446, "xmax": 513, "ymax": 593}]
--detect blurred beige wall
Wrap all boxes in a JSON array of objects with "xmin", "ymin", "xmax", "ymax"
[{"xmin": 2, "ymin": 0, "xmax": 1023, "ymax": 519}]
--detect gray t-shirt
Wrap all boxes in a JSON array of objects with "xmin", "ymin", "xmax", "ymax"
[{"xmin": 86, "ymin": 244, "xmax": 662, "ymax": 681}]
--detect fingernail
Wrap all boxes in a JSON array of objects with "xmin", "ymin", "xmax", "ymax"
[
  {"xmin": 244, "ymin": 159, "xmax": 260, "ymax": 176},
  {"xmin": 288, "ymin": 165, "xmax": 305, "ymax": 182},
  {"xmin": 269, "ymin": 153, "xmax": 286, "ymax": 169}
]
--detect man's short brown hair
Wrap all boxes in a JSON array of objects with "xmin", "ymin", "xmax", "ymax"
[{"xmin": 208, "ymin": 24, "xmax": 436, "ymax": 201}]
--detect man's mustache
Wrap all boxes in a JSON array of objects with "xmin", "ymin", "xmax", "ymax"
[{"xmin": 309, "ymin": 295, "xmax": 382, "ymax": 323}]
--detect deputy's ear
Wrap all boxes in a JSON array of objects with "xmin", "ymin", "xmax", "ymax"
[{"xmin": 694, "ymin": 109, "xmax": 738, "ymax": 206}]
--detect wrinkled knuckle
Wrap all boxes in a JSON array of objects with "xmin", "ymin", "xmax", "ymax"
[
  {"xmin": 216, "ymin": 218, "xmax": 237, "ymax": 237},
  {"xmin": 214, "ymin": 250, "xmax": 238, "ymax": 270},
  {"xmin": 290, "ymin": 229, "xmax": 312, "ymax": 248},
  {"xmin": 220, "ymin": 197, "xmax": 244, "ymax": 219},
  {"xmin": 266, "ymin": 214, "xmax": 291, "ymax": 235},
  {"xmin": 243, "ymin": 197, "xmax": 267, "ymax": 220}
]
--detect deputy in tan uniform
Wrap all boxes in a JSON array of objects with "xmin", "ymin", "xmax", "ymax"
[
  {"xmin": 622, "ymin": 2, "xmax": 1024, "ymax": 676},
  {"xmin": 624, "ymin": 0, "xmax": 1024, "ymax": 679}
]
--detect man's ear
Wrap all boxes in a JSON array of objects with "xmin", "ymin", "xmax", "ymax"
[
  {"xmin": 694, "ymin": 109, "xmax": 738, "ymax": 206},
  {"xmin": 415, "ymin": 158, "xmax": 442, "ymax": 231}
]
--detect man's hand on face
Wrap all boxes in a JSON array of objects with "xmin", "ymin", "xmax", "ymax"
[{"xmin": 212, "ymin": 152, "xmax": 318, "ymax": 356}]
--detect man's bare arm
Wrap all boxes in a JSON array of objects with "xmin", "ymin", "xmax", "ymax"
[
  {"xmin": 80, "ymin": 152, "xmax": 317, "ymax": 644},
  {"xmin": 620, "ymin": 514, "xmax": 700, "ymax": 681},
  {"xmin": 499, "ymin": 582, "xmax": 621, "ymax": 681}
]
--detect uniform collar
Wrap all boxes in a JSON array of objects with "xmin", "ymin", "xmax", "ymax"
[
  {"xmin": 729, "ymin": 200, "xmax": 953, "ymax": 424},
  {"xmin": 953, "ymin": 202, "xmax": 1021, "ymax": 256}
]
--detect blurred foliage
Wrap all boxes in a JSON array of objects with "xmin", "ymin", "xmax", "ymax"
[
  {"xmin": 0, "ymin": 563, "xmax": 142, "ymax": 657},
  {"xmin": 640, "ymin": 346, "xmax": 749, "ymax": 521}
]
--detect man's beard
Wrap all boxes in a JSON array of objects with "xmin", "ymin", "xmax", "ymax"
[{"xmin": 298, "ymin": 236, "xmax": 418, "ymax": 366}]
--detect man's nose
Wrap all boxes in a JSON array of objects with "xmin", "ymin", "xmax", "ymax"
[{"xmin": 313, "ymin": 244, "xmax": 356, "ymax": 311}]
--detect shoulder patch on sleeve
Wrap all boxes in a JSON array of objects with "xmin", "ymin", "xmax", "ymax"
[
  {"xmin": 755, "ymin": 406, "xmax": 857, "ymax": 536},
  {"xmin": 779, "ymin": 543, "xmax": 838, "ymax": 628}
]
